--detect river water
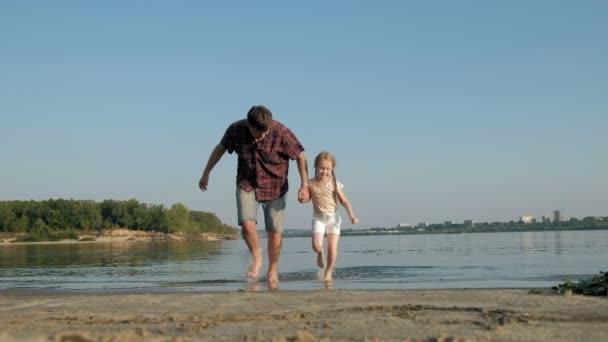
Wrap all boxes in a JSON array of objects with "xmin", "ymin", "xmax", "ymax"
[{"xmin": 1, "ymin": 230, "xmax": 606, "ymax": 293}]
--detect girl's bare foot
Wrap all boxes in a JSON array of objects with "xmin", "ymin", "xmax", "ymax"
[
  {"xmin": 324, "ymin": 270, "xmax": 333, "ymax": 282},
  {"xmin": 267, "ymin": 271, "xmax": 279, "ymax": 289},
  {"xmin": 267, "ymin": 278, "xmax": 279, "ymax": 291},
  {"xmin": 316, "ymin": 268, "xmax": 325, "ymax": 281},
  {"xmin": 247, "ymin": 256, "xmax": 262, "ymax": 279},
  {"xmin": 316, "ymin": 251, "xmax": 324, "ymax": 268}
]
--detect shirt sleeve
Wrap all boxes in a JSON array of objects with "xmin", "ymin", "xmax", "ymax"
[
  {"xmin": 280, "ymin": 125, "xmax": 305, "ymax": 160},
  {"xmin": 220, "ymin": 123, "xmax": 236, "ymax": 154}
]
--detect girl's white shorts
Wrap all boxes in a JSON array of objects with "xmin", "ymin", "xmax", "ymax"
[{"xmin": 311, "ymin": 214, "xmax": 342, "ymax": 235}]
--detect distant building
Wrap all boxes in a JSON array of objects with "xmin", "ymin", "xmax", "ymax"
[
  {"xmin": 553, "ymin": 210, "xmax": 563, "ymax": 222},
  {"xmin": 417, "ymin": 222, "xmax": 428, "ymax": 228},
  {"xmin": 444, "ymin": 221, "xmax": 454, "ymax": 226},
  {"xmin": 397, "ymin": 223, "xmax": 413, "ymax": 229},
  {"xmin": 520, "ymin": 215, "xmax": 536, "ymax": 224},
  {"xmin": 541, "ymin": 215, "xmax": 551, "ymax": 223},
  {"xmin": 463, "ymin": 220, "xmax": 475, "ymax": 229}
]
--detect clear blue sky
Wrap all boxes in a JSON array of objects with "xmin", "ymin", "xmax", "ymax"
[{"xmin": 1, "ymin": 1, "xmax": 607, "ymax": 229}]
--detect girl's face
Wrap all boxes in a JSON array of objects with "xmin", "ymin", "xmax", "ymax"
[{"xmin": 316, "ymin": 159, "xmax": 334, "ymax": 180}]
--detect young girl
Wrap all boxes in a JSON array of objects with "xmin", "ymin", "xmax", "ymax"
[{"xmin": 308, "ymin": 151, "xmax": 359, "ymax": 283}]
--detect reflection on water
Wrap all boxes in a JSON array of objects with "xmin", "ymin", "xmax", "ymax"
[
  {"xmin": 520, "ymin": 231, "xmax": 567, "ymax": 255},
  {"xmin": 0, "ymin": 240, "xmax": 241, "ymax": 292},
  {"xmin": 0, "ymin": 241, "xmax": 225, "ymax": 269},
  {"xmin": 1, "ymin": 230, "xmax": 607, "ymax": 293}
]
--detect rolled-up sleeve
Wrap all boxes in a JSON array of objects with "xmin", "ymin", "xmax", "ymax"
[
  {"xmin": 280, "ymin": 126, "xmax": 304, "ymax": 160},
  {"xmin": 220, "ymin": 123, "xmax": 236, "ymax": 154}
]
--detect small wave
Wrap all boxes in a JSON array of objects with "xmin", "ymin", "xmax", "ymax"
[
  {"xmin": 276, "ymin": 265, "xmax": 439, "ymax": 282},
  {"xmin": 347, "ymin": 249, "xmax": 403, "ymax": 255},
  {"xmin": 506, "ymin": 273, "xmax": 595, "ymax": 282},
  {"xmin": 457, "ymin": 265, "xmax": 500, "ymax": 270},
  {"xmin": 163, "ymin": 279, "xmax": 245, "ymax": 286},
  {"xmin": 337, "ymin": 265, "xmax": 436, "ymax": 280},
  {"xmin": 275, "ymin": 271, "xmax": 323, "ymax": 282}
]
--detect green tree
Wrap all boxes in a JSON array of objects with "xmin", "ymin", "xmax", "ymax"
[
  {"xmin": 146, "ymin": 204, "xmax": 170, "ymax": 233},
  {"xmin": 1, "ymin": 199, "xmax": 237, "ymax": 239},
  {"xmin": 0, "ymin": 203, "xmax": 16, "ymax": 232},
  {"xmin": 32, "ymin": 218, "xmax": 48, "ymax": 236},
  {"xmin": 190, "ymin": 211, "xmax": 237, "ymax": 234},
  {"xmin": 167, "ymin": 203, "xmax": 193, "ymax": 233},
  {"xmin": 582, "ymin": 216, "xmax": 597, "ymax": 227},
  {"xmin": 13, "ymin": 216, "xmax": 30, "ymax": 233}
]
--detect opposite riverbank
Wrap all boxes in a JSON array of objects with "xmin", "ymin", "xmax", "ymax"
[
  {"xmin": 0, "ymin": 289, "xmax": 607, "ymax": 341},
  {"xmin": 0, "ymin": 228, "xmax": 239, "ymax": 245}
]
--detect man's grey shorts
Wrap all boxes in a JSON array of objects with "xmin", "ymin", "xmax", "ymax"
[{"xmin": 236, "ymin": 188, "xmax": 286, "ymax": 233}]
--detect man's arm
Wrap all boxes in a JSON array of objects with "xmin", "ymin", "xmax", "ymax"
[
  {"xmin": 296, "ymin": 151, "xmax": 310, "ymax": 203},
  {"xmin": 199, "ymin": 144, "xmax": 227, "ymax": 191}
]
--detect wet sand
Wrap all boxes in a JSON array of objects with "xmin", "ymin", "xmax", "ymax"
[{"xmin": 1, "ymin": 289, "xmax": 607, "ymax": 341}]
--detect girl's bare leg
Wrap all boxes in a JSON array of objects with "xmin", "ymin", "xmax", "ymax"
[
  {"xmin": 312, "ymin": 232, "xmax": 325, "ymax": 268},
  {"xmin": 324, "ymin": 233, "xmax": 339, "ymax": 282},
  {"xmin": 312, "ymin": 233, "xmax": 325, "ymax": 268}
]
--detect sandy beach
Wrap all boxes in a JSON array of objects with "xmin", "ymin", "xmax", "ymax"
[{"xmin": 1, "ymin": 289, "xmax": 607, "ymax": 341}]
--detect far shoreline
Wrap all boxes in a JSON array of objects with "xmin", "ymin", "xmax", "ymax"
[{"xmin": 0, "ymin": 228, "xmax": 239, "ymax": 245}]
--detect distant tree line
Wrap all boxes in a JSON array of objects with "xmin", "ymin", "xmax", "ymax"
[{"xmin": 0, "ymin": 199, "xmax": 238, "ymax": 241}]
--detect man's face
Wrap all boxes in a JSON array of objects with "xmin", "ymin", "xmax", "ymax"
[{"xmin": 247, "ymin": 124, "xmax": 269, "ymax": 142}]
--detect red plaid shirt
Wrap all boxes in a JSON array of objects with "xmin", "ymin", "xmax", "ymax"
[{"xmin": 221, "ymin": 119, "xmax": 305, "ymax": 202}]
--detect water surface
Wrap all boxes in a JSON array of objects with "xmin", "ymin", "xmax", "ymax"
[{"xmin": 1, "ymin": 230, "xmax": 606, "ymax": 293}]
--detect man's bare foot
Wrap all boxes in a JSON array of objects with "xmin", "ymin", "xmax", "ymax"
[
  {"xmin": 247, "ymin": 256, "xmax": 262, "ymax": 279},
  {"xmin": 267, "ymin": 271, "xmax": 279, "ymax": 282},
  {"xmin": 316, "ymin": 251, "xmax": 324, "ymax": 268},
  {"xmin": 267, "ymin": 271, "xmax": 279, "ymax": 290}
]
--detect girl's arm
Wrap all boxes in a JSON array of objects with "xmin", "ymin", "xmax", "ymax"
[{"xmin": 337, "ymin": 190, "xmax": 360, "ymax": 224}]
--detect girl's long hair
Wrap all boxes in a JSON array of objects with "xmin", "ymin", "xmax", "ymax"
[{"xmin": 314, "ymin": 151, "xmax": 339, "ymax": 204}]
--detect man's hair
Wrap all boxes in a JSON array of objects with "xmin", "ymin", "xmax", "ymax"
[{"xmin": 247, "ymin": 105, "xmax": 273, "ymax": 131}]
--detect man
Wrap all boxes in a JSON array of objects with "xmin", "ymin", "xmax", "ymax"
[{"xmin": 199, "ymin": 105, "xmax": 309, "ymax": 285}]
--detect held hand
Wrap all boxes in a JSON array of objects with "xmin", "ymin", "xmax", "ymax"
[
  {"xmin": 298, "ymin": 186, "xmax": 310, "ymax": 203},
  {"xmin": 199, "ymin": 174, "xmax": 209, "ymax": 191},
  {"xmin": 351, "ymin": 217, "xmax": 360, "ymax": 224}
]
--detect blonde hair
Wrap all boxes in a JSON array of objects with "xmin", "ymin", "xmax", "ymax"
[{"xmin": 314, "ymin": 151, "xmax": 339, "ymax": 200}]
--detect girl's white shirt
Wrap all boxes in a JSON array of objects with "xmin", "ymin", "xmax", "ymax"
[{"xmin": 309, "ymin": 177, "xmax": 344, "ymax": 219}]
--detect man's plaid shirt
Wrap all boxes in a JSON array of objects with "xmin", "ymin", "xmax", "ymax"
[{"xmin": 220, "ymin": 119, "xmax": 304, "ymax": 202}]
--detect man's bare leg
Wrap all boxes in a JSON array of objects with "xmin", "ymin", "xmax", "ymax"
[
  {"xmin": 241, "ymin": 221, "xmax": 262, "ymax": 279},
  {"xmin": 266, "ymin": 231, "xmax": 282, "ymax": 283}
]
